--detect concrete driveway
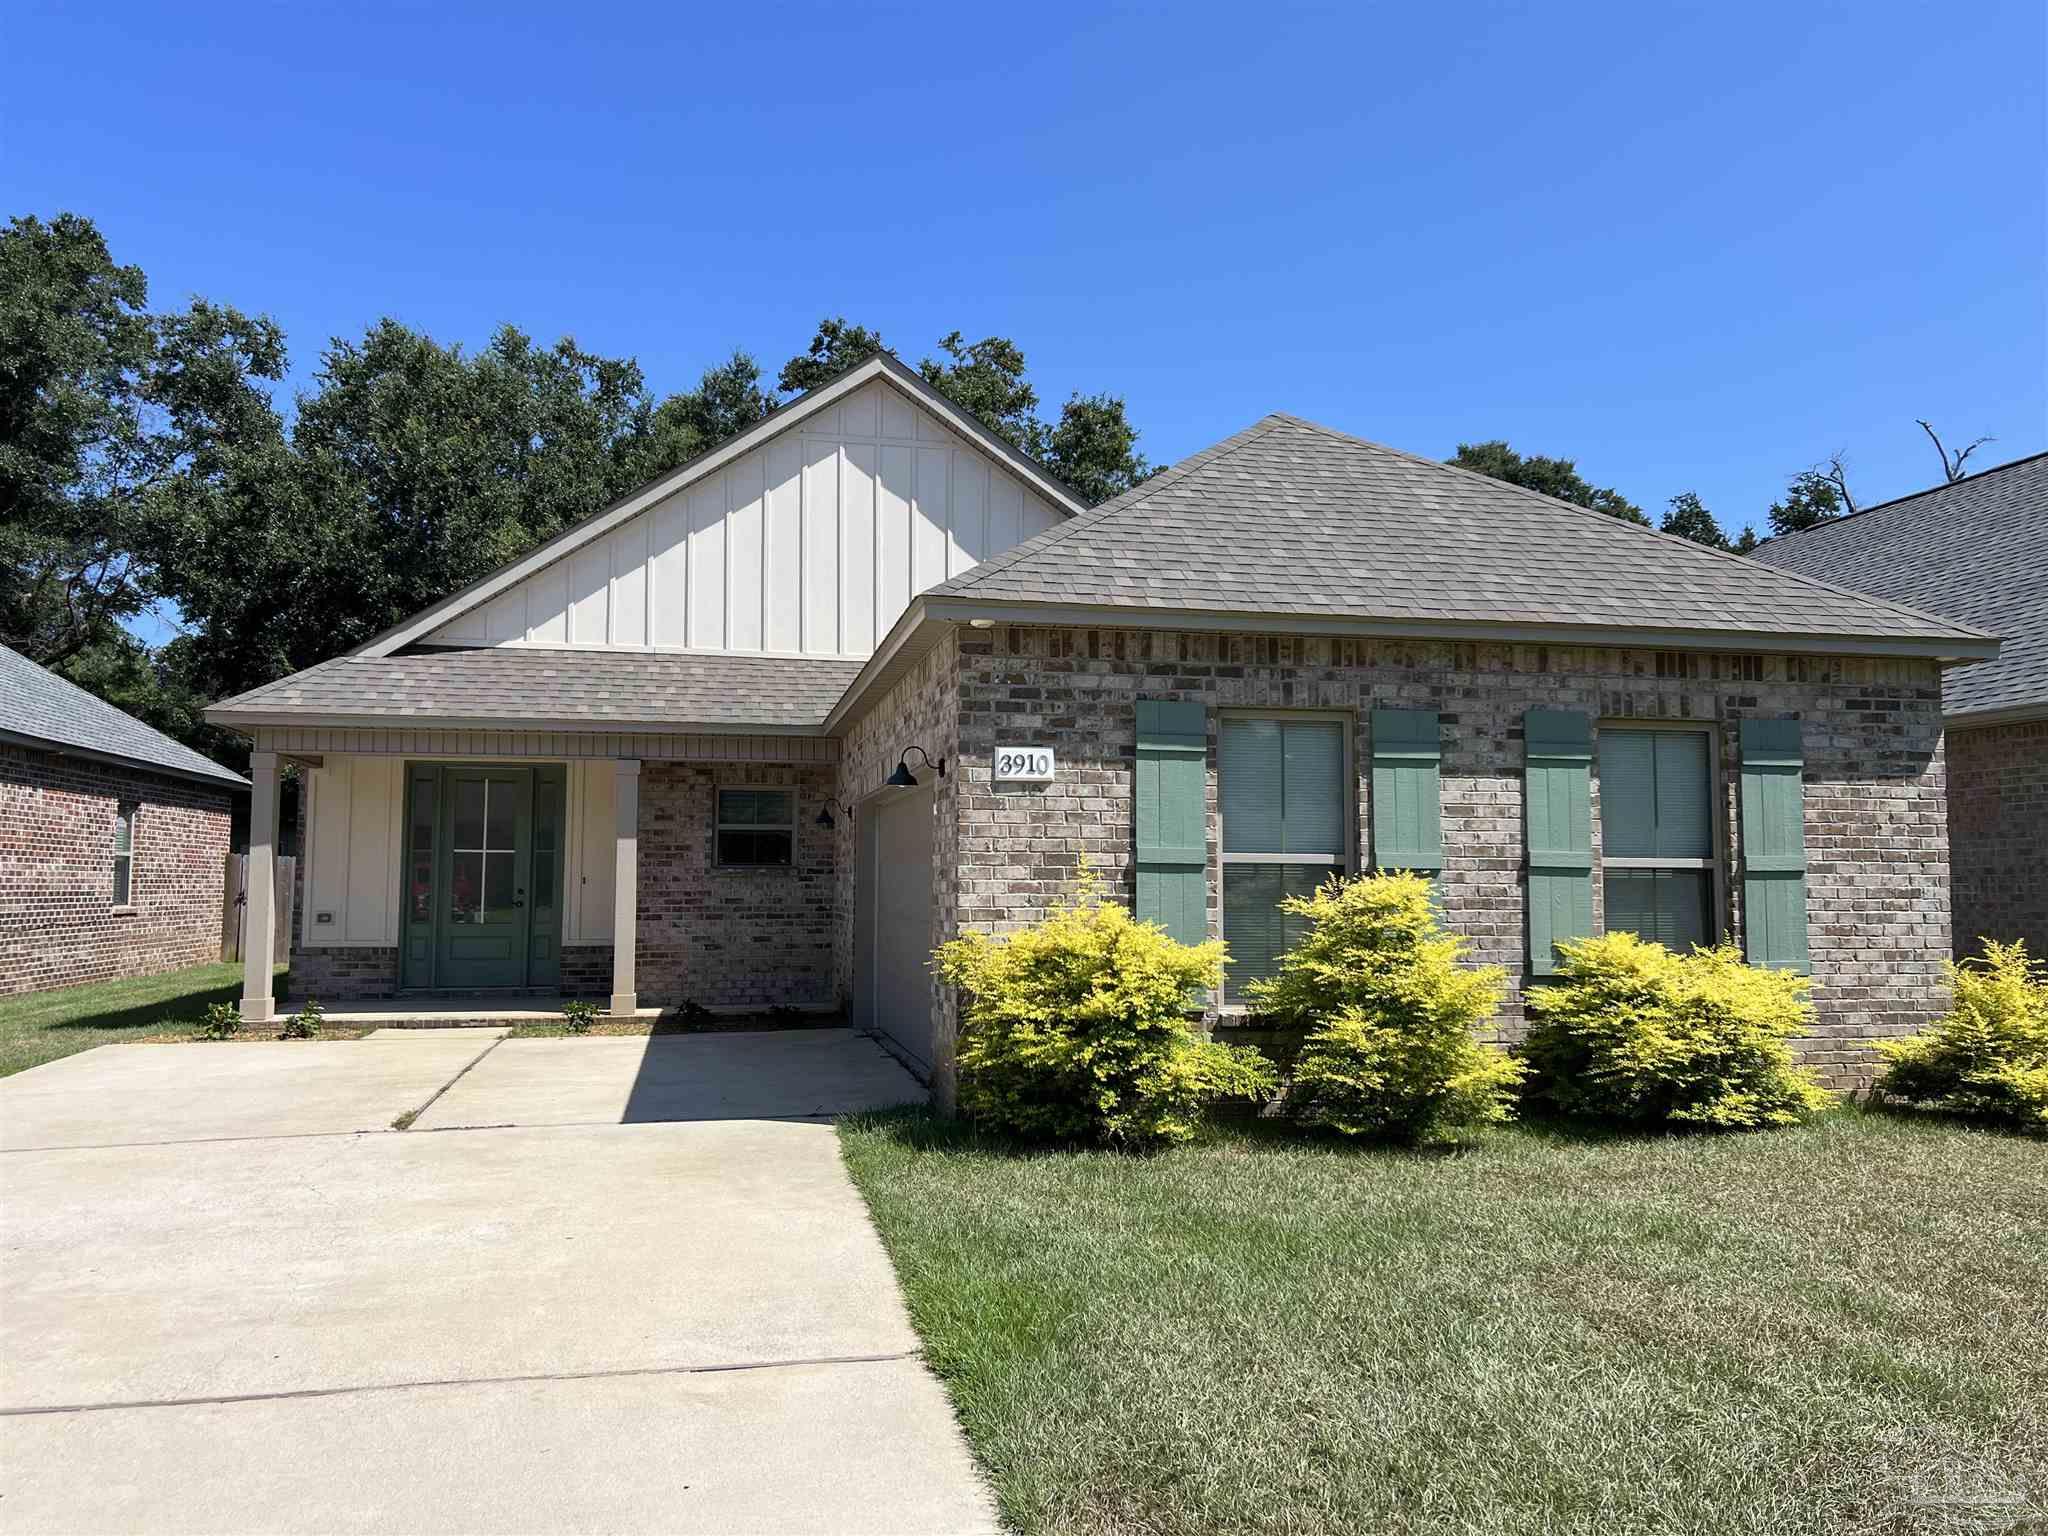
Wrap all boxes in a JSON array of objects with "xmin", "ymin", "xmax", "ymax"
[{"xmin": 0, "ymin": 1029, "xmax": 995, "ymax": 1535}]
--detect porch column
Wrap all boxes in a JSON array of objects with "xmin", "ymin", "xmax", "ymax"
[
  {"xmin": 610, "ymin": 759, "xmax": 640, "ymax": 1017},
  {"xmin": 240, "ymin": 749, "xmax": 280, "ymax": 1026}
]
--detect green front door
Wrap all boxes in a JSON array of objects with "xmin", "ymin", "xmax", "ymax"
[{"xmin": 439, "ymin": 767, "xmax": 533, "ymax": 989}]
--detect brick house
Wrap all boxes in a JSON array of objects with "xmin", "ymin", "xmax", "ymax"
[
  {"xmin": 1, "ymin": 644, "xmax": 248, "ymax": 997},
  {"xmin": 204, "ymin": 357, "xmax": 1997, "ymax": 1102},
  {"xmin": 1754, "ymin": 452, "xmax": 2046, "ymax": 960}
]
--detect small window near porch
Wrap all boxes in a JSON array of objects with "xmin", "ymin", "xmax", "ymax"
[
  {"xmin": 111, "ymin": 802, "xmax": 136, "ymax": 906},
  {"xmin": 717, "ymin": 788, "xmax": 795, "ymax": 867}
]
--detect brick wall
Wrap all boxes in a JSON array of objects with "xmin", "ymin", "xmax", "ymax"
[
  {"xmin": 0, "ymin": 744, "xmax": 234, "ymax": 997},
  {"xmin": 1947, "ymin": 717, "xmax": 2048, "ymax": 959},
  {"xmin": 944, "ymin": 627, "xmax": 1952, "ymax": 1088},
  {"xmin": 833, "ymin": 631, "xmax": 963, "ymax": 1103}
]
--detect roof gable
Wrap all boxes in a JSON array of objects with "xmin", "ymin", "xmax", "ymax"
[
  {"xmin": 1, "ymin": 645, "xmax": 248, "ymax": 787},
  {"xmin": 358, "ymin": 354, "xmax": 1087, "ymax": 660},
  {"xmin": 924, "ymin": 413, "xmax": 1996, "ymax": 656},
  {"xmin": 1751, "ymin": 452, "xmax": 2047, "ymax": 719}
]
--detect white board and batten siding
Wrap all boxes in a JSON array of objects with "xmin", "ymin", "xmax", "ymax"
[{"xmin": 426, "ymin": 380, "xmax": 1063, "ymax": 659}]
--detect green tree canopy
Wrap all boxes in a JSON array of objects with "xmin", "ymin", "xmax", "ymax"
[
  {"xmin": 1764, "ymin": 469, "xmax": 1845, "ymax": 538},
  {"xmin": 1448, "ymin": 440, "xmax": 1649, "ymax": 526}
]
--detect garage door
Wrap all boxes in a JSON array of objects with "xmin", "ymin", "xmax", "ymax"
[{"xmin": 860, "ymin": 788, "xmax": 937, "ymax": 1071}]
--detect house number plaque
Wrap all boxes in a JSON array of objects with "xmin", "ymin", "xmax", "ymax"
[{"xmin": 994, "ymin": 747, "xmax": 1056, "ymax": 783}]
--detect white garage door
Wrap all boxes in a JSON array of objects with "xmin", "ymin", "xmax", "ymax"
[{"xmin": 859, "ymin": 787, "xmax": 937, "ymax": 1072}]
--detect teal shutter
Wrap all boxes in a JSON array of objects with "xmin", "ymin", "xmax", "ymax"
[
  {"xmin": 1526, "ymin": 709, "xmax": 1594, "ymax": 976},
  {"xmin": 1370, "ymin": 709, "xmax": 1442, "ymax": 872},
  {"xmin": 1740, "ymin": 718, "xmax": 1810, "ymax": 973},
  {"xmin": 1136, "ymin": 700, "xmax": 1209, "ymax": 944}
]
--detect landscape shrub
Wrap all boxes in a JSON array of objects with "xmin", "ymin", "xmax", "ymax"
[
  {"xmin": 276, "ymin": 1000, "xmax": 324, "ymax": 1040},
  {"xmin": 935, "ymin": 874, "xmax": 1276, "ymax": 1148},
  {"xmin": 196, "ymin": 1002, "xmax": 242, "ymax": 1041},
  {"xmin": 560, "ymin": 999, "xmax": 600, "ymax": 1035},
  {"xmin": 1873, "ymin": 940, "xmax": 2048, "ymax": 1132},
  {"xmin": 1247, "ymin": 871, "xmax": 1523, "ymax": 1141},
  {"xmin": 1523, "ymin": 933, "xmax": 1832, "ymax": 1128}
]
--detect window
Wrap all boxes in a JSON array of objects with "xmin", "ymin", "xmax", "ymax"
[
  {"xmin": 717, "ymin": 788, "xmax": 795, "ymax": 867},
  {"xmin": 1598, "ymin": 726, "xmax": 1715, "ymax": 952},
  {"xmin": 111, "ymin": 803, "xmax": 135, "ymax": 906},
  {"xmin": 1219, "ymin": 717, "xmax": 1348, "ymax": 1003}
]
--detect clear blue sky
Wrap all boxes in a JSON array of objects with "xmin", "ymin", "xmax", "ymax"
[{"xmin": 9, "ymin": 1, "xmax": 2044, "ymax": 570}]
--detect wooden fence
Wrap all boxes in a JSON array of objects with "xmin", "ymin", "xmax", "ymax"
[{"xmin": 221, "ymin": 854, "xmax": 296, "ymax": 965}]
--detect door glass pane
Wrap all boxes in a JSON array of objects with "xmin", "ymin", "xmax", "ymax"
[
  {"xmin": 449, "ymin": 851, "xmax": 482, "ymax": 921},
  {"xmin": 485, "ymin": 780, "xmax": 516, "ymax": 851},
  {"xmin": 483, "ymin": 851, "xmax": 514, "ymax": 914},
  {"xmin": 1220, "ymin": 720, "xmax": 1283, "ymax": 853},
  {"xmin": 1224, "ymin": 863, "xmax": 1338, "ymax": 1003},
  {"xmin": 410, "ymin": 853, "xmax": 433, "ymax": 921},
  {"xmin": 410, "ymin": 780, "xmax": 435, "ymax": 851},
  {"xmin": 1653, "ymin": 732, "xmax": 1712, "ymax": 859},
  {"xmin": 1282, "ymin": 721, "xmax": 1346, "ymax": 855},
  {"xmin": 451, "ymin": 780, "xmax": 485, "ymax": 850}
]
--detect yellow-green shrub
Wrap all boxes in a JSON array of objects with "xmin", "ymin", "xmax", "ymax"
[
  {"xmin": 1874, "ymin": 940, "xmax": 2048, "ymax": 1132},
  {"xmin": 935, "ymin": 880, "xmax": 1276, "ymax": 1148},
  {"xmin": 1247, "ymin": 871, "xmax": 1523, "ymax": 1141},
  {"xmin": 1523, "ymin": 932, "xmax": 1833, "ymax": 1129}
]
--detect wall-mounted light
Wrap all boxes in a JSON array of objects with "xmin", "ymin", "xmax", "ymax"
[
  {"xmin": 968, "ymin": 618, "xmax": 995, "ymax": 629},
  {"xmin": 814, "ymin": 795, "xmax": 852, "ymax": 829},
  {"xmin": 886, "ymin": 745, "xmax": 946, "ymax": 788}
]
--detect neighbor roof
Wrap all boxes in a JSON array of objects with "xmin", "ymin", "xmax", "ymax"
[
  {"xmin": 1751, "ymin": 453, "xmax": 2047, "ymax": 723},
  {"xmin": 205, "ymin": 648, "xmax": 866, "ymax": 734},
  {"xmin": 1, "ymin": 644, "xmax": 248, "ymax": 788},
  {"xmin": 352, "ymin": 353, "xmax": 1087, "ymax": 660},
  {"xmin": 921, "ymin": 414, "xmax": 1996, "ymax": 656}
]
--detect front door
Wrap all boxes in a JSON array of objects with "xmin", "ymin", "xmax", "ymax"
[{"xmin": 438, "ymin": 767, "xmax": 533, "ymax": 990}]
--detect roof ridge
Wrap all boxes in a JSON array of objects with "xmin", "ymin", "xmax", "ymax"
[
  {"xmin": 1266, "ymin": 413, "xmax": 1994, "ymax": 642},
  {"xmin": 1754, "ymin": 448, "xmax": 2048, "ymax": 550},
  {"xmin": 932, "ymin": 413, "xmax": 1294, "ymax": 597}
]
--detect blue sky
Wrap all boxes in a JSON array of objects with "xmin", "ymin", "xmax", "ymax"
[{"xmin": 8, "ymin": 0, "xmax": 2043, "ymax": 626}]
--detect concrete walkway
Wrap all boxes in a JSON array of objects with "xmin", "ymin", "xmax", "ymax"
[{"xmin": 0, "ymin": 1030, "xmax": 994, "ymax": 1535}]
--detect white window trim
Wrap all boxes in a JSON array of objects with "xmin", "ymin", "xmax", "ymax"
[
  {"xmin": 715, "ymin": 785, "xmax": 798, "ymax": 869},
  {"xmin": 1594, "ymin": 719, "xmax": 1728, "ymax": 946},
  {"xmin": 1216, "ymin": 709, "xmax": 1357, "ymax": 1011}
]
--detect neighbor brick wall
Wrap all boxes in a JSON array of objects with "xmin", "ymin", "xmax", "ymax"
[
  {"xmin": 943, "ymin": 627, "xmax": 1951, "ymax": 1088},
  {"xmin": 0, "ymin": 743, "xmax": 234, "ymax": 997},
  {"xmin": 1947, "ymin": 717, "xmax": 2048, "ymax": 959}
]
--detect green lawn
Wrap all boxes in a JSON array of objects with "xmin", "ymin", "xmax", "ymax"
[
  {"xmin": 0, "ymin": 962, "xmax": 285, "ymax": 1077},
  {"xmin": 839, "ymin": 1109, "xmax": 2048, "ymax": 1536}
]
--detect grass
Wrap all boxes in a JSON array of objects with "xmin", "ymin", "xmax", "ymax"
[
  {"xmin": 0, "ymin": 962, "xmax": 292, "ymax": 1077},
  {"xmin": 839, "ymin": 1108, "xmax": 2048, "ymax": 1536}
]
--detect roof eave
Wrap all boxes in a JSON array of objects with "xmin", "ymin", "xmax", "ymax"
[
  {"xmin": 1945, "ymin": 700, "xmax": 2048, "ymax": 729},
  {"xmin": 203, "ymin": 708, "xmax": 831, "ymax": 738},
  {"xmin": 0, "ymin": 727, "xmax": 249, "ymax": 791}
]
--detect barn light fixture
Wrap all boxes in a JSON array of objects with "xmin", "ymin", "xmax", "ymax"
[
  {"xmin": 886, "ymin": 745, "xmax": 946, "ymax": 788},
  {"xmin": 814, "ymin": 796, "xmax": 852, "ymax": 829}
]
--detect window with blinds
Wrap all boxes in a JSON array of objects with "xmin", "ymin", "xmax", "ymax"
[
  {"xmin": 111, "ymin": 803, "xmax": 135, "ymax": 906},
  {"xmin": 1219, "ymin": 717, "xmax": 1348, "ymax": 1002},
  {"xmin": 1597, "ymin": 727, "xmax": 1715, "ymax": 952}
]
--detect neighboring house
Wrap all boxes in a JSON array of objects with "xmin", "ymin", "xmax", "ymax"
[
  {"xmin": 1753, "ymin": 453, "xmax": 2046, "ymax": 960},
  {"xmin": 205, "ymin": 355, "xmax": 1996, "ymax": 1100},
  {"xmin": 1, "ymin": 645, "xmax": 248, "ymax": 996}
]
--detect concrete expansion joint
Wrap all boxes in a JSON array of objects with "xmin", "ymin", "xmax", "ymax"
[{"xmin": 0, "ymin": 1350, "xmax": 929, "ymax": 1420}]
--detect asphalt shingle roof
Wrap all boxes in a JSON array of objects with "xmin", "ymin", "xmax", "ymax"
[
  {"xmin": 928, "ymin": 414, "xmax": 1993, "ymax": 651},
  {"xmin": 1, "ymin": 644, "xmax": 248, "ymax": 787},
  {"xmin": 1751, "ymin": 453, "xmax": 2046, "ymax": 720},
  {"xmin": 207, "ymin": 648, "xmax": 866, "ymax": 732}
]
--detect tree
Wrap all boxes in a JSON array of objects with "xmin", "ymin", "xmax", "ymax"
[
  {"xmin": 1660, "ymin": 491, "xmax": 1732, "ymax": 551},
  {"xmin": 615, "ymin": 350, "xmax": 774, "ymax": 484},
  {"xmin": 1032, "ymin": 392, "xmax": 1151, "ymax": 505},
  {"xmin": 918, "ymin": 331, "xmax": 1038, "ymax": 447},
  {"xmin": 1447, "ymin": 441, "xmax": 1649, "ymax": 525},
  {"xmin": 776, "ymin": 316, "xmax": 889, "ymax": 396},
  {"xmin": 1917, "ymin": 420, "xmax": 1994, "ymax": 483},
  {"xmin": 1765, "ymin": 469, "xmax": 1845, "ymax": 538}
]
